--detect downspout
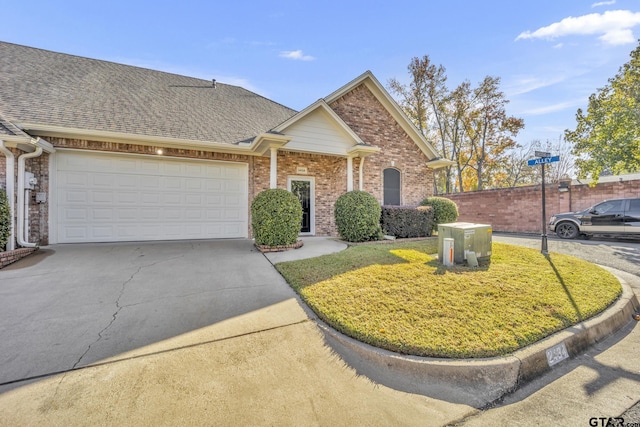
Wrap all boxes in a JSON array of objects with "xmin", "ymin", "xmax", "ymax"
[
  {"xmin": 359, "ymin": 157, "xmax": 365, "ymax": 191},
  {"xmin": 17, "ymin": 146, "xmax": 43, "ymax": 248},
  {"xmin": 0, "ymin": 141, "xmax": 15, "ymax": 250},
  {"xmin": 270, "ymin": 147, "xmax": 278, "ymax": 189}
]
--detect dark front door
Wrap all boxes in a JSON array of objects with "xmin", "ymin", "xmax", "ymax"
[{"xmin": 291, "ymin": 180, "xmax": 311, "ymax": 233}]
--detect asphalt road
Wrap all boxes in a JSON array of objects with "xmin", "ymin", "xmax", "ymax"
[{"xmin": 493, "ymin": 233, "xmax": 640, "ymax": 277}]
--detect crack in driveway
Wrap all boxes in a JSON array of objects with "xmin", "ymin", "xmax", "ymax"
[
  {"xmin": 72, "ymin": 266, "xmax": 142, "ymax": 369},
  {"xmin": 72, "ymin": 254, "xmax": 185, "ymax": 369},
  {"xmin": 71, "ymin": 252, "xmax": 185, "ymax": 369}
]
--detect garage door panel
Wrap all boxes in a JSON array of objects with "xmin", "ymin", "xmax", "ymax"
[
  {"xmin": 92, "ymin": 191, "xmax": 114, "ymax": 204},
  {"xmin": 62, "ymin": 208, "xmax": 88, "ymax": 220},
  {"xmin": 140, "ymin": 160, "xmax": 161, "ymax": 173},
  {"xmin": 164, "ymin": 177, "xmax": 182, "ymax": 189},
  {"xmin": 55, "ymin": 151, "xmax": 248, "ymax": 243},
  {"xmin": 92, "ymin": 209, "xmax": 114, "ymax": 220},
  {"xmin": 61, "ymin": 190, "xmax": 88, "ymax": 203},
  {"xmin": 61, "ymin": 172, "xmax": 89, "ymax": 187},
  {"xmin": 185, "ymin": 194, "xmax": 202, "ymax": 205},
  {"xmin": 162, "ymin": 193, "xmax": 182, "ymax": 205},
  {"xmin": 92, "ymin": 174, "xmax": 114, "ymax": 187},
  {"xmin": 117, "ymin": 192, "xmax": 139, "ymax": 204},
  {"xmin": 117, "ymin": 175, "xmax": 138, "ymax": 188},
  {"xmin": 140, "ymin": 176, "xmax": 160, "ymax": 188},
  {"xmin": 141, "ymin": 193, "xmax": 160, "ymax": 203}
]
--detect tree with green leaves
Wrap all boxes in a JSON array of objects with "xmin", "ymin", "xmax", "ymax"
[{"xmin": 565, "ymin": 41, "xmax": 640, "ymax": 183}]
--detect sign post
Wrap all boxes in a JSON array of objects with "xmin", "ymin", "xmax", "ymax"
[{"xmin": 528, "ymin": 151, "xmax": 559, "ymax": 255}]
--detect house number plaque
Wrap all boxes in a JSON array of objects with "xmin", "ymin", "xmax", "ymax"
[
  {"xmin": 546, "ymin": 342, "xmax": 569, "ymax": 367},
  {"xmin": 296, "ymin": 167, "xmax": 308, "ymax": 174}
]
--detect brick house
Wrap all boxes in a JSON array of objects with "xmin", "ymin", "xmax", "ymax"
[{"xmin": 0, "ymin": 41, "xmax": 448, "ymax": 248}]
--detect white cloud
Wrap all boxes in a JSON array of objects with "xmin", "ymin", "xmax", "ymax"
[
  {"xmin": 592, "ymin": 0, "xmax": 616, "ymax": 7},
  {"xmin": 516, "ymin": 10, "xmax": 640, "ymax": 45},
  {"xmin": 520, "ymin": 99, "xmax": 583, "ymax": 115},
  {"xmin": 279, "ymin": 50, "xmax": 315, "ymax": 61},
  {"xmin": 506, "ymin": 76, "xmax": 567, "ymax": 96}
]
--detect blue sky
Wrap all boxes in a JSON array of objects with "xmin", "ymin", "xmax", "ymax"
[{"xmin": 1, "ymin": 0, "xmax": 639, "ymax": 148}]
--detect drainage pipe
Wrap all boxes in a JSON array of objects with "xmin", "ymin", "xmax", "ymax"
[
  {"xmin": 17, "ymin": 146, "xmax": 43, "ymax": 247},
  {"xmin": 0, "ymin": 140, "xmax": 15, "ymax": 250}
]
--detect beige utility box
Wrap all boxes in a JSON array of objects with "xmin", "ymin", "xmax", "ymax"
[{"xmin": 438, "ymin": 222, "xmax": 492, "ymax": 265}]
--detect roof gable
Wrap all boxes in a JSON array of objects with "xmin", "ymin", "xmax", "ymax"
[
  {"xmin": 273, "ymin": 100, "xmax": 369, "ymax": 156},
  {"xmin": 323, "ymin": 71, "xmax": 440, "ymax": 160}
]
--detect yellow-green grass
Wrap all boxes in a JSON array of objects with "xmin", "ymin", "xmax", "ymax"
[{"xmin": 276, "ymin": 240, "xmax": 622, "ymax": 358}]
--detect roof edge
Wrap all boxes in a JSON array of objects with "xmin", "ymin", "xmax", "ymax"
[{"xmin": 20, "ymin": 124, "xmax": 284, "ymax": 156}]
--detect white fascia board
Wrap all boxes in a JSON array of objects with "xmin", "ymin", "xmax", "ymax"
[
  {"xmin": 348, "ymin": 145, "xmax": 381, "ymax": 158},
  {"xmin": 19, "ymin": 123, "xmax": 286, "ymax": 156},
  {"xmin": 426, "ymin": 158, "xmax": 456, "ymax": 169}
]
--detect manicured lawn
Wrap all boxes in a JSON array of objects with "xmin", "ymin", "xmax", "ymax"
[{"xmin": 276, "ymin": 240, "xmax": 622, "ymax": 358}]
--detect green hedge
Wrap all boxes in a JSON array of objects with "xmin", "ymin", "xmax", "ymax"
[
  {"xmin": 251, "ymin": 189, "xmax": 302, "ymax": 246},
  {"xmin": 0, "ymin": 189, "xmax": 10, "ymax": 250},
  {"xmin": 381, "ymin": 205, "xmax": 434, "ymax": 238},
  {"xmin": 419, "ymin": 197, "xmax": 459, "ymax": 232},
  {"xmin": 334, "ymin": 191, "xmax": 382, "ymax": 242}
]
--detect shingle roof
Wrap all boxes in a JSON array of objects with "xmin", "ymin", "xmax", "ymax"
[
  {"xmin": 0, "ymin": 112, "xmax": 31, "ymax": 139},
  {"xmin": 0, "ymin": 42, "xmax": 297, "ymax": 144}
]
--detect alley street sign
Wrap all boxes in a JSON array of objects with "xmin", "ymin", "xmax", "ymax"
[
  {"xmin": 528, "ymin": 154, "xmax": 561, "ymax": 255},
  {"xmin": 527, "ymin": 155, "xmax": 560, "ymax": 166}
]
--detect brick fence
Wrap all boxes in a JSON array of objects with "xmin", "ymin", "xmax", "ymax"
[{"xmin": 442, "ymin": 176, "xmax": 640, "ymax": 234}]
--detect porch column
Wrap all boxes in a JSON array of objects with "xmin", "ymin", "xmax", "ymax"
[
  {"xmin": 347, "ymin": 156, "xmax": 353, "ymax": 191},
  {"xmin": 359, "ymin": 157, "xmax": 365, "ymax": 191},
  {"xmin": 270, "ymin": 147, "xmax": 278, "ymax": 189}
]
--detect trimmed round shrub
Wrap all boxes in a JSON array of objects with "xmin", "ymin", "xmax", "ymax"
[
  {"xmin": 0, "ymin": 189, "xmax": 10, "ymax": 250},
  {"xmin": 420, "ymin": 196, "xmax": 459, "ymax": 232},
  {"xmin": 251, "ymin": 189, "xmax": 302, "ymax": 246},
  {"xmin": 334, "ymin": 191, "xmax": 382, "ymax": 242}
]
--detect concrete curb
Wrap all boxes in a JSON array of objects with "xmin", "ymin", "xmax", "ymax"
[{"xmin": 317, "ymin": 271, "xmax": 639, "ymax": 408}]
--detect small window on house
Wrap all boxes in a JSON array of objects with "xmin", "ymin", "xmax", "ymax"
[{"xmin": 383, "ymin": 168, "xmax": 400, "ymax": 205}]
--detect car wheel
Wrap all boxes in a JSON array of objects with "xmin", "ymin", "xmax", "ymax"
[{"xmin": 556, "ymin": 222, "xmax": 579, "ymax": 239}]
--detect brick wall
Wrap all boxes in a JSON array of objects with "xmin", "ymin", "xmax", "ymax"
[
  {"xmin": 443, "ymin": 178, "xmax": 640, "ymax": 233},
  {"xmin": 26, "ymin": 153, "xmax": 49, "ymax": 245},
  {"xmin": 0, "ymin": 148, "xmax": 49, "ymax": 246},
  {"xmin": 329, "ymin": 83, "xmax": 435, "ymax": 206}
]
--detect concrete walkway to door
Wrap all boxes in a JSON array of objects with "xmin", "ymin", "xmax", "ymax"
[{"xmin": 0, "ymin": 238, "xmax": 473, "ymax": 426}]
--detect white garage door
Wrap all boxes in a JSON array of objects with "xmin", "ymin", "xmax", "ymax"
[{"xmin": 54, "ymin": 151, "xmax": 248, "ymax": 243}]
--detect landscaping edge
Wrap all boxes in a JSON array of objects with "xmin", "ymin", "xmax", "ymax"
[
  {"xmin": 255, "ymin": 240, "xmax": 304, "ymax": 253},
  {"xmin": 313, "ymin": 269, "xmax": 639, "ymax": 409},
  {"xmin": 0, "ymin": 247, "xmax": 39, "ymax": 269}
]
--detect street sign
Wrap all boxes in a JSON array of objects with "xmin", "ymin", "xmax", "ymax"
[
  {"xmin": 528, "ymin": 154, "xmax": 561, "ymax": 255},
  {"xmin": 527, "ymin": 155, "xmax": 560, "ymax": 166}
]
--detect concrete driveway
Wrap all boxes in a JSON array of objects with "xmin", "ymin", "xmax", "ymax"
[
  {"xmin": 0, "ymin": 239, "xmax": 299, "ymax": 389},
  {"xmin": 0, "ymin": 239, "xmax": 472, "ymax": 426}
]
